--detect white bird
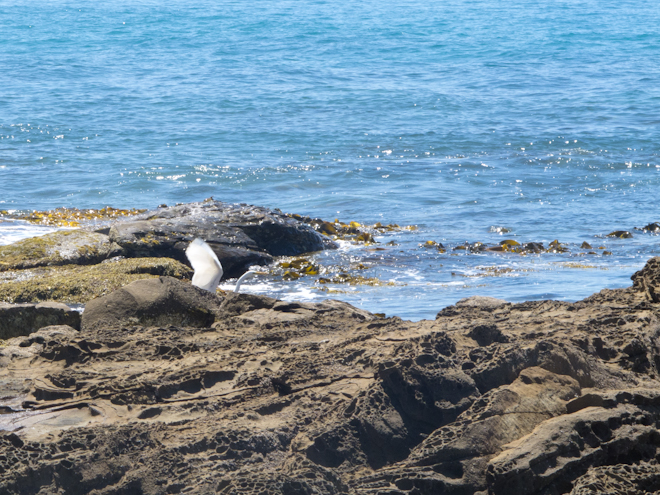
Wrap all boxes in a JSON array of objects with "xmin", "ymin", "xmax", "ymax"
[
  {"xmin": 185, "ymin": 238, "xmax": 267, "ymax": 293},
  {"xmin": 186, "ymin": 238, "xmax": 223, "ymax": 292}
]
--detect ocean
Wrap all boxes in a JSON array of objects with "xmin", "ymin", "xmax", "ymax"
[{"xmin": 1, "ymin": 0, "xmax": 659, "ymax": 320}]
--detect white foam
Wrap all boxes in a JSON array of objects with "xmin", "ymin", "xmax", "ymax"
[{"xmin": 0, "ymin": 221, "xmax": 63, "ymax": 246}]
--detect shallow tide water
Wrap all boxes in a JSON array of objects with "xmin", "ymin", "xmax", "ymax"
[{"xmin": 1, "ymin": 0, "xmax": 659, "ymax": 319}]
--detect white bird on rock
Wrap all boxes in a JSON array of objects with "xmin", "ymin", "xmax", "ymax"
[{"xmin": 185, "ymin": 238, "xmax": 266, "ymax": 293}]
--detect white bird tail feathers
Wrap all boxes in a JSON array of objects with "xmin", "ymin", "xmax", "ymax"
[
  {"xmin": 185, "ymin": 238, "xmax": 223, "ymax": 292},
  {"xmin": 186, "ymin": 238, "xmax": 266, "ymax": 293}
]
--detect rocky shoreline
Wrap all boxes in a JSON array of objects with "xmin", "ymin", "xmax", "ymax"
[
  {"xmin": 1, "ymin": 201, "xmax": 660, "ymax": 494},
  {"xmin": 0, "ymin": 200, "xmax": 337, "ymax": 305}
]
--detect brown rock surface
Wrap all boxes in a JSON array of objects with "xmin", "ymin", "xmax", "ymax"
[
  {"xmin": 1, "ymin": 258, "xmax": 660, "ymax": 494},
  {"xmin": 81, "ymin": 277, "xmax": 222, "ymax": 332},
  {"xmin": 0, "ymin": 302, "xmax": 80, "ymax": 339}
]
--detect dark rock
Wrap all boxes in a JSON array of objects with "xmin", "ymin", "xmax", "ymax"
[
  {"xmin": 640, "ymin": 222, "xmax": 660, "ymax": 232},
  {"xmin": 468, "ymin": 324, "xmax": 509, "ymax": 346},
  {"xmin": 108, "ymin": 200, "xmax": 337, "ymax": 278},
  {"xmin": 0, "ymin": 302, "xmax": 80, "ymax": 339},
  {"xmin": 607, "ymin": 230, "xmax": 633, "ymax": 238},
  {"xmin": 523, "ymin": 241, "xmax": 545, "ymax": 252},
  {"xmin": 81, "ymin": 276, "xmax": 221, "ymax": 331}
]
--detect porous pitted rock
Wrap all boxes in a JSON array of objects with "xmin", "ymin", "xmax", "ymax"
[
  {"xmin": 0, "ymin": 325, "xmax": 79, "ymax": 365},
  {"xmin": 570, "ymin": 461, "xmax": 660, "ymax": 494},
  {"xmin": 108, "ymin": 200, "xmax": 337, "ymax": 278},
  {"xmin": 487, "ymin": 389, "xmax": 660, "ymax": 495},
  {"xmin": 81, "ymin": 276, "xmax": 222, "ymax": 332},
  {"xmin": 0, "ymin": 302, "xmax": 80, "ymax": 339},
  {"xmin": 2, "ymin": 257, "xmax": 660, "ymax": 494},
  {"xmin": 632, "ymin": 255, "xmax": 660, "ymax": 303},
  {"xmin": 0, "ymin": 230, "xmax": 122, "ymax": 271},
  {"xmin": 0, "ymin": 257, "xmax": 192, "ymax": 304}
]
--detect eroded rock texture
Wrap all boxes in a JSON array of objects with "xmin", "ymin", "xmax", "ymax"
[{"xmin": 2, "ymin": 258, "xmax": 660, "ymax": 494}]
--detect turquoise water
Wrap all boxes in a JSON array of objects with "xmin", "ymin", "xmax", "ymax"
[{"xmin": 1, "ymin": 1, "xmax": 659, "ymax": 319}]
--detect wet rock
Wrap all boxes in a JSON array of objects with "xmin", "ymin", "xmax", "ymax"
[
  {"xmin": 0, "ymin": 230, "xmax": 122, "ymax": 271},
  {"xmin": 0, "ymin": 302, "xmax": 80, "ymax": 339},
  {"xmin": 522, "ymin": 242, "xmax": 544, "ymax": 252},
  {"xmin": 607, "ymin": 230, "xmax": 633, "ymax": 238},
  {"xmin": 640, "ymin": 222, "xmax": 660, "ymax": 232},
  {"xmin": 81, "ymin": 276, "xmax": 221, "ymax": 331},
  {"xmin": 108, "ymin": 200, "xmax": 337, "ymax": 278}
]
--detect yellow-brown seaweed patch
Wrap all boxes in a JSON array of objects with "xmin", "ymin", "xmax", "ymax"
[
  {"xmin": 607, "ymin": 231, "xmax": 633, "ymax": 239},
  {"xmin": 6, "ymin": 206, "xmax": 146, "ymax": 227},
  {"xmin": 318, "ymin": 273, "xmax": 397, "ymax": 286}
]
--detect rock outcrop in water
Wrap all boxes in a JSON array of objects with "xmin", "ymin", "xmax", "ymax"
[
  {"xmin": 2, "ymin": 257, "xmax": 660, "ymax": 494},
  {"xmin": 0, "ymin": 200, "xmax": 337, "ymax": 304},
  {"xmin": 106, "ymin": 200, "xmax": 337, "ymax": 278}
]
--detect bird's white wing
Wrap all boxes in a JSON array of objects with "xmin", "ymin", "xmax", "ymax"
[{"xmin": 185, "ymin": 238, "xmax": 223, "ymax": 292}]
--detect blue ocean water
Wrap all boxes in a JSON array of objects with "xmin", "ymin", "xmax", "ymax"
[{"xmin": 1, "ymin": 0, "xmax": 659, "ymax": 319}]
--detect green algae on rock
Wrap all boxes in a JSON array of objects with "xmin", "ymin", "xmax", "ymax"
[
  {"xmin": 0, "ymin": 230, "xmax": 122, "ymax": 271},
  {"xmin": 0, "ymin": 257, "xmax": 192, "ymax": 304}
]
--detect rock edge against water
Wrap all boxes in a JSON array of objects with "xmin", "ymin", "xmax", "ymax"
[
  {"xmin": 0, "ymin": 200, "xmax": 337, "ymax": 304},
  {"xmin": 1, "ymin": 256, "xmax": 660, "ymax": 494}
]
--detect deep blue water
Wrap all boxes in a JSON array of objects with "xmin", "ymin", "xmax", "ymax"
[{"xmin": 1, "ymin": 1, "xmax": 659, "ymax": 319}]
